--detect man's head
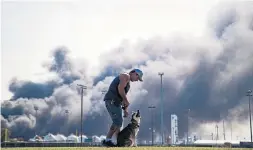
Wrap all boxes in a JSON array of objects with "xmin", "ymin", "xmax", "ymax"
[{"xmin": 129, "ymin": 69, "xmax": 143, "ymax": 82}]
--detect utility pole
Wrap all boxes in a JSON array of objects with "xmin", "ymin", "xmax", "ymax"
[
  {"xmin": 148, "ymin": 106, "xmax": 156, "ymax": 146},
  {"xmin": 34, "ymin": 106, "xmax": 39, "ymax": 136},
  {"xmin": 223, "ymin": 120, "xmax": 226, "ymax": 140},
  {"xmin": 246, "ymin": 89, "xmax": 253, "ymax": 142},
  {"xmin": 158, "ymin": 72, "xmax": 164, "ymax": 145},
  {"xmin": 77, "ymin": 84, "xmax": 87, "ymax": 145}
]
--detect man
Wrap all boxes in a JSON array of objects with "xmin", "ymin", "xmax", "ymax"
[{"xmin": 102, "ymin": 68, "xmax": 143, "ymax": 147}]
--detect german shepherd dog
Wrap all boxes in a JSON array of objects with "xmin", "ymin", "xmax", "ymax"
[{"xmin": 116, "ymin": 110, "xmax": 141, "ymax": 147}]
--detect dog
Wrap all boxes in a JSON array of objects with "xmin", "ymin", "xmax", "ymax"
[{"xmin": 116, "ymin": 110, "xmax": 141, "ymax": 147}]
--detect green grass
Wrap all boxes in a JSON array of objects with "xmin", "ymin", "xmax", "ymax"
[{"xmin": 1, "ymin": 147, "xmax": 252, "ymax": 150}]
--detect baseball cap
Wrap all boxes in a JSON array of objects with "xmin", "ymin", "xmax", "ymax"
[{"xmin": 133, "ymin": 69, "xmax": 143, "ymax": 81}]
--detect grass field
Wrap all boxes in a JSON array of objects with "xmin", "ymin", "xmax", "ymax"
[{"xmin": 1, "ymin": 147, "xmax": 252, "ymax": 150}]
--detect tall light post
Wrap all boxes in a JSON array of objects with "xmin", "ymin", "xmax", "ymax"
[
  {"xmin": 77, "ymin": 84, "xmax": 87, "ymax": 145},
  {"xmin": 158, "ymin": 72, "xmax": 164, "ymax": 145},
  {"xmin": 148, "ymin": 106, "xmax": 156, "ymax": 146},
  {"xmin": 246, "ymin": 89, "xmax": 253, "ymax": 142}
]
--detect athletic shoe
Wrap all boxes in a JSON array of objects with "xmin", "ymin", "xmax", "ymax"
[{"xmin": 102, "ymin": 139, "xmax": 116, "ymax": 147}]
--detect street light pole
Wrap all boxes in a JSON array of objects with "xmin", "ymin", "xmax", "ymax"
[
  {"xmin": 246, "ymin": 89, "xmax": 253, "ymax": 142},
  {"xmin": 158, "ymin": 72, "xmax": 164, "ymax": 145},
  {"xmin": 77, "ymin": 84, "xmax": 87, "ymax": 145},
  {"xmin": 148, "ymin": 106, "xmax": 156, "ymax": 146}
]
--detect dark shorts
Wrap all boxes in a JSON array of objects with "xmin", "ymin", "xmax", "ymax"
[{"xmin": 105, "ymin": 99, "xmax": 123, "ymax": 127}]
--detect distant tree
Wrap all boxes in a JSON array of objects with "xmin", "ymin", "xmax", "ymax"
[{"xmin": 1, "ymin": 128, "xmax": 11, "ymax": 142}]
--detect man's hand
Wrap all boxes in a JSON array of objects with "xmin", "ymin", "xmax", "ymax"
[
  {"xmin": 123, "ymin": 109, "xmax": 129, "ymax": 118},
  {"xmin": 122, "ymin": 99, "xmax": 130, "ymax": 108}
]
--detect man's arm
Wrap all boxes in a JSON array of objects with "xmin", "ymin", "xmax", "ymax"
[{"xmin": 118, "ymin": 73, "xmax": 130, "ymax": 107}]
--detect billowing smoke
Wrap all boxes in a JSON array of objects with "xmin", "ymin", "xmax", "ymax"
[
  {"xmin": 1, "ymin": 1, "xmax": 253, "ymax": 142},
  {"xmin": 8, "ymin": 47, "xmax": 83, "ymax": 100},
  {"xmin": 46, "ymin": 47, "xmax": 81, "ymax": 85}
]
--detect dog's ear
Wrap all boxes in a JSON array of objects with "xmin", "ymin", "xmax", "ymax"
[{"xmin": 136, "ymin": 110, "xmax": 140, "ymax": 117}]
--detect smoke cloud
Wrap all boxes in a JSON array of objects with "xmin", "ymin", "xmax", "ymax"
[{"xmin": 1, "ymin": 1, "xmax": 253, "ymax": 142}]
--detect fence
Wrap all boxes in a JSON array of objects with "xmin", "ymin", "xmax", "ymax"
[{"xmin": 1, "ymin": 141, "xmax": 252, "ymax": 148}]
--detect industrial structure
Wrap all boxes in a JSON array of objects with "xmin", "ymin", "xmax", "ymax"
[{"xmin": 171, "ymin": 114, "xmax": 178, "ymax": 145}]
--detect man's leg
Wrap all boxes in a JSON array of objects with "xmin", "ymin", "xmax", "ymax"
[
  {"xmin": 106, "ymin": 124, "xmax": 120, "ymax": 140},
  {"xmin": 103, "ymin": 100, "xmax": 123, "ymax": 146}
]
